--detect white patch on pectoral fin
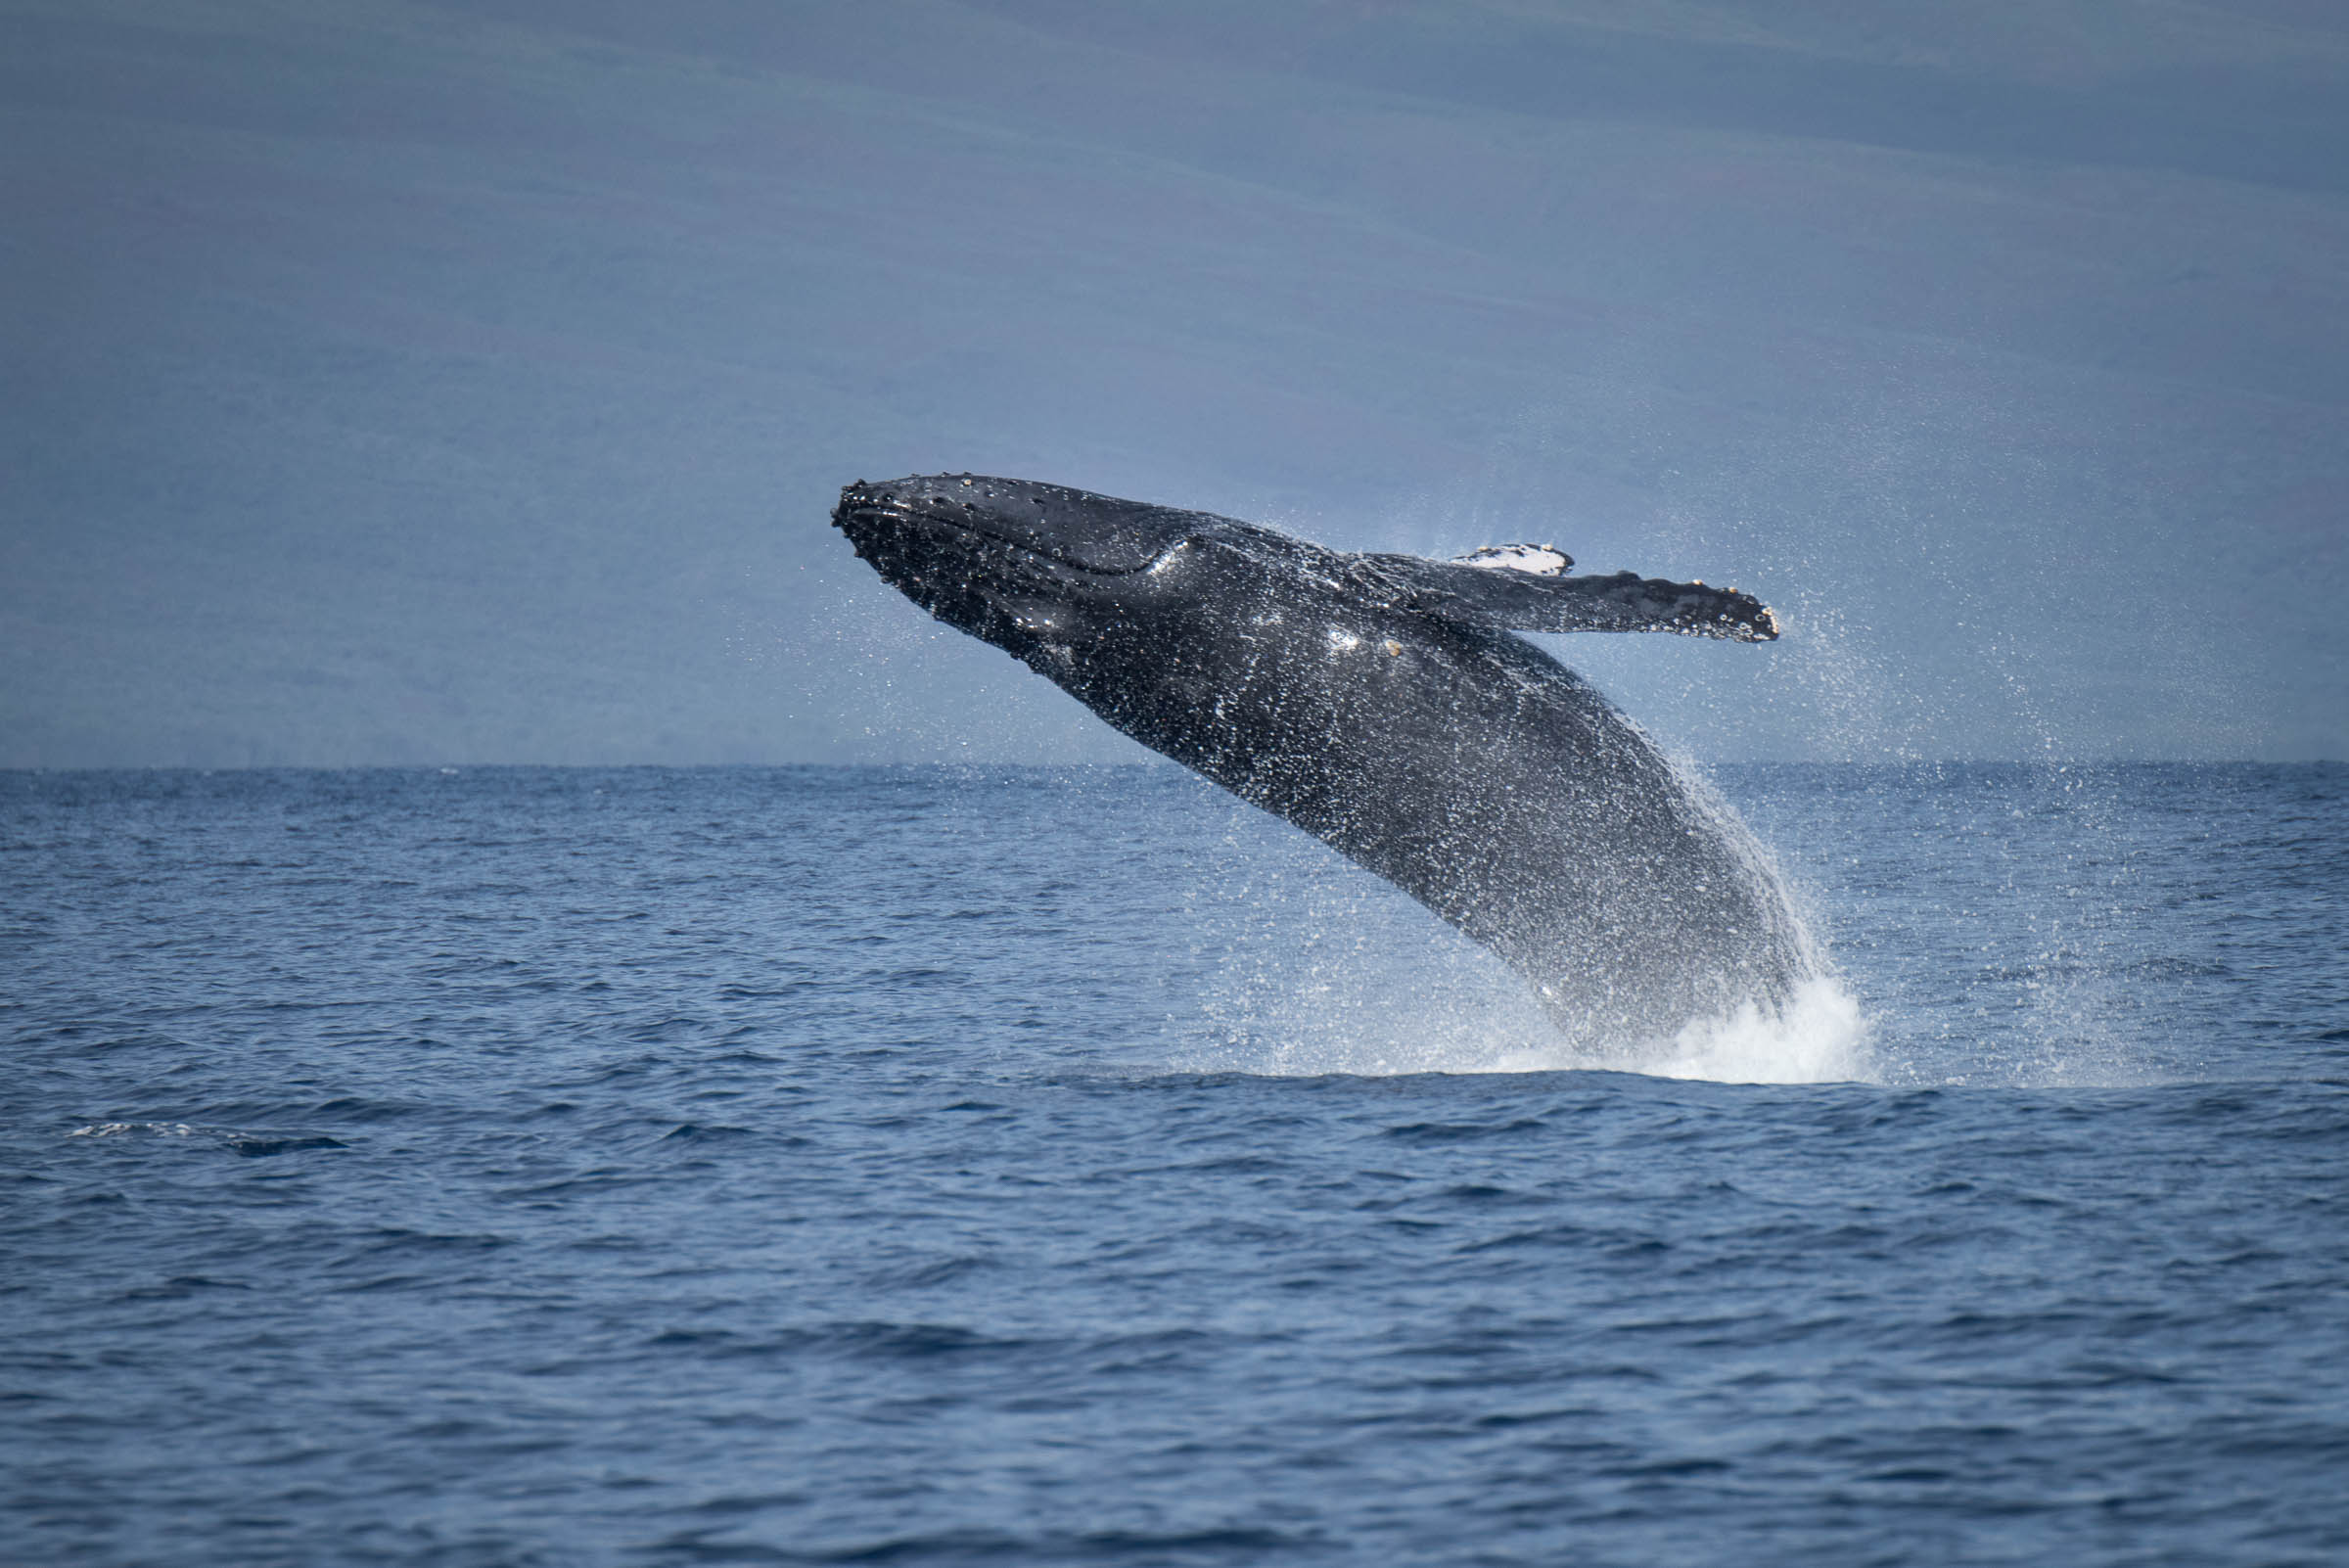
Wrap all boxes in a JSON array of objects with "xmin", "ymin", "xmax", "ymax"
[{"xmin": 1454, "ymin": 543, "xmax": 1573, "ymax": 576}]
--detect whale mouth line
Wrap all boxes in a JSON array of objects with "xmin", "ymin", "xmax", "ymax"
[{"xmin": 835, "ymin": 501, "xmax": 1176, "ymax": 577}]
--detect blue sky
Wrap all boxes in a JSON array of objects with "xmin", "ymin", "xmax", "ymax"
[{"xmin": 4, "ymin": 0, "xmax": 2344, "ymax": 763}]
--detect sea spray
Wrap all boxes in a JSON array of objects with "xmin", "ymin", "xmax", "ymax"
[{"xmin": 1174, "ymin": 743, "xmax": 1866, "ymax": 1083}]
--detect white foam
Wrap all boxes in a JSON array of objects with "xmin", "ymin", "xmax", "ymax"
[
  {"xmin": 1617, "ymin": 976, "xmax": 1872, "ymax": 1084},
  {"xmin": 1353, "ymin": 975, "xmax": 1870, "ymax": 1084},
  {"xmin": 1188, "ymin": 939, "xmax": 1873, "ymax": 1084}
]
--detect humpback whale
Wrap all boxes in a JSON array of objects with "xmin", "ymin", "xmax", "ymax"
[{"xmin": 833, "ymin": 474, "xmax": 1810, "ymax": 1050}]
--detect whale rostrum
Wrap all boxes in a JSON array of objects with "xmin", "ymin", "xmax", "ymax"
[{"xmin": 833, "ymin": 474, "xmax": 1810, "ymax": 1051}]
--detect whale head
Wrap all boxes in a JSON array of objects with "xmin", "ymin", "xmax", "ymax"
[{"xmin": 832, "ymin": 474, "xmax": 1224, "ymax": 655}]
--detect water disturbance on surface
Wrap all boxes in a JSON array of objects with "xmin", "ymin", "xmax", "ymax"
[{"xmin": 3, "ymin": 764, "xmax": 2345, "ymax": 1566}]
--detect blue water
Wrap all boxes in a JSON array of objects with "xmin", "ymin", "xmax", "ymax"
[{"xmin": 4, "ymin": 763, "xmax": 2345, "ymax": 1566}]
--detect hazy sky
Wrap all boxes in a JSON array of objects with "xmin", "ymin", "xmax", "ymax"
[{"xmin": 4, "ymin": 0, "xmax": 2344, "ymax": 765}]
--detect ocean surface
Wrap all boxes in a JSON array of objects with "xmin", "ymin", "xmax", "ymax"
[{"xmin": 3, "ymin": 761, "xmax": 2345, "ymax": 1566}]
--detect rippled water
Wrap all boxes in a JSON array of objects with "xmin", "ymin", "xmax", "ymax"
[{"xmin": 4, "ymin": 764, "xmax": 2345, "ymax": 1565}]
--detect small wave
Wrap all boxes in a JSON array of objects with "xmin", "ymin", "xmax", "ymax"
[
  {"xmin": 229, "ymin": 1134, "xmax": 348, "ymax": 1158},
  {"xmin": 67, "ymin": 1121, "xmax": 350, "ymax": 1154}
]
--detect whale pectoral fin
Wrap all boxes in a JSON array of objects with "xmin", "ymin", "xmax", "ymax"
[{"xmin": 1350, "ymin": 554, "xmax": 1780, "ymax": 641}]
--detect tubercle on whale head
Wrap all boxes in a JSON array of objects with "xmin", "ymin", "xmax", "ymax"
[{"xmin": 834, "ymin": 474, "xmax": 1206, "ymax": 578}]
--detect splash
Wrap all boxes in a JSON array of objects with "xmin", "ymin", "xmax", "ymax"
[
  {"xmin": 1593, "ymin": 975, "xmax": 1872, "ymax": 1084},
  {"xmin": 1175, "ymin": 833, "xmax": 1873, "ymax": 1084},
  {"xmin": 1193, "ymin": 967, "xmax": 1871, "ymax": 1084},
  {"xmin": 1170, "ymin": 745, "xmax": 1871, "ymax": 1086}
]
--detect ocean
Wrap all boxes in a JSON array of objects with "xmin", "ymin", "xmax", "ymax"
[{"xmin": 4, "ymin": 762, "xmax": 2345, "ymax": 1565}]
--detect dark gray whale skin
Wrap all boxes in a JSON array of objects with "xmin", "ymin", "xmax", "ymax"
[{"xmin": 834, "ymin": 474, "xmax": 1808, "ymax": 1048}]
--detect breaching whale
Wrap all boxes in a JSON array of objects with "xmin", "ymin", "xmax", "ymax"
[{"xmin": 833, "ymin": 474, "xmax": 1811, "ymax": 1050}]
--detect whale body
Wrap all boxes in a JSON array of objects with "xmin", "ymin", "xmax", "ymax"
[{"xmin": 833, "ymin": 474, "xmax": 1810, "ymax": 1050}]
